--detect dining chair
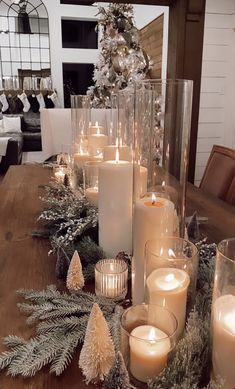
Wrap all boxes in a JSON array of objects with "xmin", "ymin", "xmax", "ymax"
[{"xmin": 200, "ymin": 145, "xmax": 235, "ymax": 206}]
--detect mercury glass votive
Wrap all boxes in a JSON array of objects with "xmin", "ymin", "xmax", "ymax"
[
  {"xmin": 120, "ymin": 304, "xmax": 177, "ymax": 385},
  {"xmin": 95, "ymin": 259, "xmax": 128, "ymax": 299}
]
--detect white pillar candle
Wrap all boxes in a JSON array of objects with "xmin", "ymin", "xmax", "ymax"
[
  {"xmin": 88, "ymin": 133, "xmax": 108, "ymax": 153},
  {"xmin": 89, "ymin": 121, "xmax": 104, "ymax": 134},
  {"xmin": 88, "ymin": 124, "xmax": 108, "ymax": 155},
  {"xmin": 98, "ymin": 158, "xmax": 133, "ymax": 257},
  {"xmin": 146, "ymin": 268, "xmax": 190, "ymax": 337},
  {"xmin": 103, "ymin": 145, "xmax": 131, "ymax": 161},
  {"xmin": 129, "ymin": 325, "xmax": 171, "ymax": 383},
  {"xmin": 74, "ymin": 152, "xmax": 91, "ymax": 167},
  {"xmin": 85, "ymin": 187, "xmax": 98, "ymax": 207},
  {"xmin": 132, "ymin": 194, "xmax": 175, "ymax": 304},
  {"xmin": 213, "ymin": 294, "xmax": 235, "ymax": 388}
]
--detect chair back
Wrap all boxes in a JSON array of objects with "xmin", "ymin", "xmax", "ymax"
[{"xmin": 200, "ymin": 145, "xmax": 235, "ymax": 205}]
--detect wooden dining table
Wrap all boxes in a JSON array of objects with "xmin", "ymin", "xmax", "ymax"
[{"xmin": 0, "ymin": 165, "xmax": 234, "ymax": 389}]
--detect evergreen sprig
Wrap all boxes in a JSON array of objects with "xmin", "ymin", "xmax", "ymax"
[
  {"xmin": 37, "ymin": 181, "xmax": 98, "ymax": 248},
  {"xmin": 0, "ymin": 285, "xmax": 118, "ymax": 377}
]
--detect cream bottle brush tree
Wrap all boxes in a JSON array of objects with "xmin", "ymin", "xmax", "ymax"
[
  {"xmin": 79, "ymin": 303, "xmax": 115, "ymax": 383},
  {"xmin": 66, "ymin": 250, "xmax": 85, "ymax": 292}
]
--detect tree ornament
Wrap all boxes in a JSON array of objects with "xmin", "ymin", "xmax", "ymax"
[
  {"xmin": 103, "ymin": 351, "xmax": 131, "ymax": 389},
  {"xmin": 88, "ymin": 3, "xmax": 151, "ymax": 108},
  {"xmin": 66, "ymin": 250, "xmax": 85, "ymax": 292},
  {"xmin": 79, "ymin": 303, "xmax": 115, "ymax": 384}
]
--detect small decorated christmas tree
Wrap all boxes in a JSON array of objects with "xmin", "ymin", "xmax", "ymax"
[
  {"xmin": 103, "ymin": 351, "xmax": 131, "ymax": 389},
  {"xmin": 88, "ymin": 3, "xmax": 150, "ymax": 107},
  {"xmin": 79, "ymin": 303, "xmax": 115, "ymax": 383},
  {"xmin": 66, "ymin": 250, "xmax": 85, "ymax": 292}
]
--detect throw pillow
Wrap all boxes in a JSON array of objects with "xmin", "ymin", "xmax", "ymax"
[{"xmin": 2, "ymin": 116, "xmax": 21, "ymax": 133}]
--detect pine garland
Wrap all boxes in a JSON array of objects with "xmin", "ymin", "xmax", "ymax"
[
  {"xmin": 33, "ymin": 181, "xmax": 103, "ymax": 281},
  {"xmin": 0, "ymin": 243, "xmax": 223, "ymax": 387},
  {"xmin": 0, "ymin": 285, "xmax": 120, "ymax": 377}
]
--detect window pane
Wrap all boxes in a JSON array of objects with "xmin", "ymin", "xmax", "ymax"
[
  {"xmin": 62, "ymin": 19, "xmax": 98, "ymax": 49},
  {"xmin": 1, "ymin": 47, "xmax": 11, "ymax": 61},
  {"xmin": 31, "ymin": 48, "xmax": 40, "ymax": 62}
]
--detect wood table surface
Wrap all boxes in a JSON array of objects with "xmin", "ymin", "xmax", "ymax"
[{"xmin": 0, "ymin": 165, "xmax": 234, "ymax": 389}]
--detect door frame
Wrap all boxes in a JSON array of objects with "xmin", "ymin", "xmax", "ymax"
[{"xmin": 100, "ymin": 0, "xmax": 206, "ymax": 183}]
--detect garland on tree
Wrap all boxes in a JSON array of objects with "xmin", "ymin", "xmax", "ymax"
[{"xmin": 88, "ymin": 3, "xmax": 151, "ymax": 108}]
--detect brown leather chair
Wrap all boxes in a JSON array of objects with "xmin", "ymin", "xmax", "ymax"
[{"xmin": 200, "ymin": 145, "xmax": 235, "ymax": 206}]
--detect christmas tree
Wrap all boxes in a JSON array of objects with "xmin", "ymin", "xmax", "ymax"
[
  {"xmin": 79, "ymin": 303, "xmax": 115, "ymax": 383},
  {"xmin": 88, "ymin": 3, "xmax": 151, "ymax": 108},
  {"xmin": 103, "ymin": 351, "xmax": 131, "ymax": 389},
  {"xmin": 66, "ymin": 250, "xmax": 85, "ymax": 292}
]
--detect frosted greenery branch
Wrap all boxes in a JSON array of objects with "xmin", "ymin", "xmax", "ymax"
[{"xmin": 0, "ymin": 285, "xmax": 121, "ymax": 377}]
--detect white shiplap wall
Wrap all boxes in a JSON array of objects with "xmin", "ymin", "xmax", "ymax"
[{"xmin": 195, "ymin": 0, "xmax": 235, "ymax": 186}]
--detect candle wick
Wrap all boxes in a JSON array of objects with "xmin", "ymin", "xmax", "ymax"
[{"xmin": 152, "ymin": 198, "xmax": 155, "ymax": 205}]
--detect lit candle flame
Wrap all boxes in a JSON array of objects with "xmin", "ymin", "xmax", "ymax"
[
  {"xmin": 168, "ymin": 249, "xmax": 176, "ymax": 259},
  {"xmin": 151, "ymin": 193, "xmax": 157, "ymax": 205},
  {"xmin": 162, "ymin": 181, "xmax": 166, "ymax": 187},
  {"xmin": 115, "ymin": 146, "xmax": 120, "ymax": 164},
  {"xmin": 165, "ymin": 273, "xmax": 175, "ymax": 283},
  {"xmin": 148, "ymin": 327, "xmax": 156, "ymax": 342}
]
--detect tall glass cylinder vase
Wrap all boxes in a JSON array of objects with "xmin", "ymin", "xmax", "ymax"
[
  {"xmin": 71, "ymin": 95, "xmax": 91, "ymax": 167},
  {"xmin": 132, "ymin": 79, "xmax": 193, "ymax": 304},
  {"xmin": 212, "ymin": 238, "xmax": 235, "ymax": 388},
  {"xmin": 98, "ymin": 90, "xmax": 134, "ymax": 258}
]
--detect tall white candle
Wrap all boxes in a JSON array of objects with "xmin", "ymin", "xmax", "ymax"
[
  {"xmin": 88, "ymin": 124, "xmax": 108, "ymax": 155},
  {"xmin": 129, "ymin": 325, "xmax": 171, "ymax": 383},
  {"xmin": 132, "ymin": 194, "xmax": 175, "ymax": 304},
  {"xmin": 98, "ymin": 156, "xmax": 132, "ymax": 257},
  {"xmin": 146, "ymin": 268, "xmax": 190, "ymax": 337},
  {"xmin": 88, "ymin": 133, "xmax": 108, "ymax": 153},
  {"xmin": 73, "ymin": 152, "xmax": 91, "ymax": 167},
  {"xmin": 103, "ymin": 145, "xmax": 131, "ymax": 161},
  {"xmin": 213, "ymin": 294, "xmax": 235, "ymax": 388}
]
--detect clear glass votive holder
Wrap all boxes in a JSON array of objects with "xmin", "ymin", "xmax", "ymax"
[
  {"xmin": 95, "ymin": 259, "xmax": 128, "ymax": 299},
  {"xmin": 143, "ymin": 237, "xmax": 198, "ymax": 336},
  {"xmin": 120, "ymin": 304, "xmax": 177, "ymax": 385},
  {"xmin": 212, "ymin": 238, "xmax": 235, "ymax": 388},
  {"xmin": 84, "ymin": 161, "xmax": 101, "ymax": 207}
]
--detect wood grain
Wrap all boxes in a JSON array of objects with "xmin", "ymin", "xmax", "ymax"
[
  {"xmin": 0, "ymin": 165, "xmax": 234, "ymax": 388},
  {"xmin": 0, "ymin": 166, "xmax": 100, "ymax": 389}
]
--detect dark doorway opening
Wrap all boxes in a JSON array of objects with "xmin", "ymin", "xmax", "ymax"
[{"xmin": 63, "ymin": 62, "xmax": 94, "ymax": 108}]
